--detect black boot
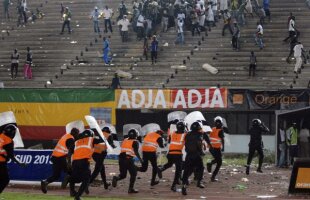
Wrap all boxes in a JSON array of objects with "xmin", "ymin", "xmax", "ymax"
[
  {"xmin": 40, "ymin": 180, "xmax": 48, "ymax": 194},
  {"xmin": 257, "ymin": 168, "xmax": 263, "ymax": 173},
  {"xmin": 157, "ymin": 168, "xmax": 163, "ymax": 179},
  {"xmin": 61, "ymin": 175, "xmax": 70, "ymax": 189},
  {"xmin": 207, "ymin": 163, "xmax": 212, "ymax": 173},
  {"xmin": 128, "ymin": 188, "xmax": 139, "ymax": 193},
  {"xmin": 182, "ymin": 185, "xmax": 187, "ymax": 195},
  {"xmin": 112, "ymin": 176, "xmax": 118, "ymax": 187},
  {"xmin": 151, "ymin": 180, "xmax": 159, "ymax": 186},
  {"xmin": 104, "ymin": 182, "xmax": 111, "ymax": 189},
  {"xmin": 197, "ymin": 181, "xmax": 205, "ymax": 188},
  {"xmin": 171, "ymin": 184, "xmax": 176, "ymax": 192},
  {"xmin": 246, "ymin": 165, "xmax": 250, "ymax": 175}
]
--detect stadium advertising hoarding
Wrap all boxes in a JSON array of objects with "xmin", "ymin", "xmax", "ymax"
[
  {"xmin": 229, "ymin": 89, "xmax": 310, "ymax": 110},
  {"xmin": 0, "ymin": 89, "xmax": 115, "ymax": 140},
  {"xmin": 7, "ymin": 149, "xmax": 55, "ymax": 181},
  {"xmin": 115, "ymin": 88, "xmax": 228, "ymax": 109}
]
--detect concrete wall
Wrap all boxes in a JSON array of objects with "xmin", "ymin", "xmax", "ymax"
[{"xmin": 225, "ymin": 135, "xmax": 276, "ymax": 153}]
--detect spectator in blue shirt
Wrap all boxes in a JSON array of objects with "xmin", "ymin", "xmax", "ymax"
[
  {"xmin": 263, "ymin": 0, "xmax": 270, "ymax": 22},
  {"xmin": 103, "ymin": 37, "xmax": 111, "ymax": 64},
  {"xmin": 151, "ymin": 35, "xmax": 158, "ymax": 65}
]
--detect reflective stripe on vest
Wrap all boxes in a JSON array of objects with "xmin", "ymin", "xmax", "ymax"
[
  {"xmin": 52, "ymin": 134, "xmax": 74, "ymax": 157},
  {"xmin": 121, "ymin": 139, "xmax": 135, "ymax": 157},
  {"xmin": 209, "ymin": 127, "xmax": 222, "ymax": 148},
  {"xmin": 94, "ymin": 143, "xmax": 107, "ymax": 154},
  {"xmin": 169, "ymin": 132, "xmax": 186, "ymax": 154},
  {"xmin": 72, "ymin": 137, "xmax": 93, "ymax": 161},
  {"xmin": 142, "ymin": 132, "xmax": 160, "ymax": 152}
]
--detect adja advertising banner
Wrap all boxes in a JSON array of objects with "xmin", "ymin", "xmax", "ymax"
[{"xmin": 115, "ymin": 88, "xmax": 228, "ymax": 109}]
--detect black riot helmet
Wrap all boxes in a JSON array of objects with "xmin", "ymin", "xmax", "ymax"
[
  {"xmin": 190, "ymin": 121, "xmax": 202, "ymax": 132},
  {"xmin": 176, "ymin": 121, "xmax": 185, "ymax": 132},
  {"xmin": 3, "ymin": 124, "xmax": 17, "ymax": 139},
  {"xmin": 70, "ymin": 127, "xmax": 80, "ymax": 139},
  {"xmin": 79, "ymin": 129, "xmax": 94, "ymax": 139},
  {"xmin": 252, "ymin": 119, "xmax": 262, "ymax": 127},
  {"xmin": 128, "ymin": 129, "xmax": 138, "ymax": 139},
  {"xmin": 102, "ymin": 126, "xmax": 111, "ymax": 134}
]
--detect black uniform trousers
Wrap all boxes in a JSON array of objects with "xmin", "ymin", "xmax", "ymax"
[
  {"xmin": 209, "ymin": 148, "xmax": 222, "ymax": 179},
  {"xmin": 90, "ymin": 152, "xmax": 108, "ymax": 184},
  {"xmin": 182, "ymin": 153, "xmax": 204, "ymax": 185},
  {"xmin": 70, "ymin": 159, "xmax": 91, "ymax": 198},
  {"xmin": 138, "ymin": 151, "xmax": 159, "ymax": 183},
  {"xmin": 247, "ymin": 144, "xmax": 264, "ymax": 169},
  {"xmin": 117, "ymin": 153, "xmax": 137, "ymax": 189},
  {"xmin": 46, "ymin": 156, "xmax": 70, "ymax": 183},
  {"xmin": 161, "ymin": 154, "xmax": 182, "ymax": 186},
  {"xmin": 0, "ymin": 162, "xmax": 9, "ymax": 193}
]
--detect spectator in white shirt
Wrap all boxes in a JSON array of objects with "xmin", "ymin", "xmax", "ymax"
[
  {"xmin": 254, "ymin": 22, "xmax": 264, "ymax": 50},
  {"xmin": 103, "ymin": 5, "xmax": 113, "ymax": 33},
  {"xmin": 91, "ymin": 7, "xmax": 101, "ymax": 33},
  {"xmin": 175, "ymin": 18, "xmax": 184, "ymax": 45},
  {"xmin": 293, "ymin": 42, "xmax": 304, "ymax": 73},
  {"xmin": 117, "ymin": 15, "xmax": 130, "ymax": 42},
  {"xmin": 136, "ymin": 14, "xmax": 145, "ymax": 40},
  {"xmin": 283, "ymin": 16, "xmax": 296, "ymax": 42}
]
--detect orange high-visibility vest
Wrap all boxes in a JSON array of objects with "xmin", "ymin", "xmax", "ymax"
[
  {"xmin": 93, "ymin": 131, "xmax": 110, "ymax": 154},
  {"xmin": 209, "ymin": 127, "xmax": 222, "ymax": 149},
  {"xmin": 72, "ymin": 137, "xmax": 94, "ymax": 161},
  {"xmin": 169, "ymin": 132, "xmax": 186, "ymax": 155},
  {"xmin": 0, "ymin": 133, "xmax": 13, "ymax": 162},
  {"xmin": 120, "ymin": 138, "xmax": 136, "ymax": 157},
  {"xmin": 52, "ymin": 133, "xmax": 74, "ymax": 157},
  {"xmin": 142, "ymin": 132, "xmax": 161, "ymax": 152}
]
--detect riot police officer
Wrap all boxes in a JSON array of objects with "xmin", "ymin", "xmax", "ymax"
[
  {"xmin": 69, "ymin": 129, "xmax": 95, "ymax": 200},
  {"xmin": 112, "ymin": 129, "xmax": 143, "ymax": 193},
  {"xmin": 0, "ymin": 124, "xmax": 26, "ymax": 193},
  {"xmin": 89, "ymin": 126, "xmax": 116, "ymax": 189},
  {"xmin": 181, "ymin": 121, "xmax": 212, "ymax": 195},
  {"xmin": 159, "ymin": 121, "xmax": 186, "ymax": 191},
  {"xmin": 207, "ymin": 116, "xmax": 228, "ymax": 182},
  {"xmin": 246, "ymin": 119, "xmax": 269, "ymax": 175},
  {"xmin": 41, "ymin": 128, "xmax": 79, "ymax": 193}
]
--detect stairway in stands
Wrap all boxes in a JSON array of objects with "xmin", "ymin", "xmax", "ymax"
[
  {"xmin": 0, "ymin": 0, "xmax": 309, "ymax": 89},
  {"xmin": 163, "ymin": 0, "xmax": 310, "ymax": 89}
]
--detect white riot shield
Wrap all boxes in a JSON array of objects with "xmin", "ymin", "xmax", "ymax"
[
  {"xmin": 184, "ymin": 111, "xmax": 205, "ymax": 131},
  {"xmin": 13, "ymin": 127, "xmax": 24, "ymax": 148},
  {"xmin": 184, "ymin": 111, "xmax": 211, "ymax": 132},
  {"xmin": 221, "ymin": 118, "xmax": 231, "ymax": 146},
  {"xmin": 108, "ymin": 141, "xmax": 121, "ymax": 155},
  {"xmin": 85, "ymin": 115, "xmax": 112, "ymax": 153},
  {"xmin": 123, "ymin": 124, "xmax": 142, "ymax": 137},
  {"xmin": 167, "ymin": 111, "xmax": 187, "ymax": 123},
  {"xmin": 0, "ymin": 111, "xmax": 24, "ymax": 148},
  {"xmin": 66, "ymin": 120, "xmax": 84, "ymax": 134},
  {"xmin": 0, "ymin": 111, "xmax": 16, "ymax": 126},
  {"xmin": 100, "ymin": 123, "xmax": 117, "ymax": 134},
  {"xmin": 141, "ymin": 123, "xmax": 161, "ymax": 136},
  {"xmin": 169, "ymin": 124, "xmax": 177, "ymax": 134},
  {"xmin": 222, "ymin": 118, "xmax": 228, "ymax": 129}
]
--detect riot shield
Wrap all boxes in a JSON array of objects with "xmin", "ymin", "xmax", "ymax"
[
  {"xmin": 123, "ymin": 124, "xmax": 142, "ymax": 137},
  {"xmin": 167, "ymin": 111, "xmax": 187, "ymax": 123},
  {"xmin": 85, "ymin": 115, "xmax": 112, "ymax": 153},
  {"xmin": 0, "ymin": 111, "xmax": 24, "ymax": 148},
  {"xmin": 141, "ymin": 123, "xmax": 161, "ymax": 136},
  {"xmin": 66, "ymin": 120, "xmax": 85, "ymax": 134}
]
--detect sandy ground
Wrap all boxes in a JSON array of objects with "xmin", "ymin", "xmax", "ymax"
[{"xmin": 5, "ymin": 163, "xmax": 310, "ymax": 200}]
